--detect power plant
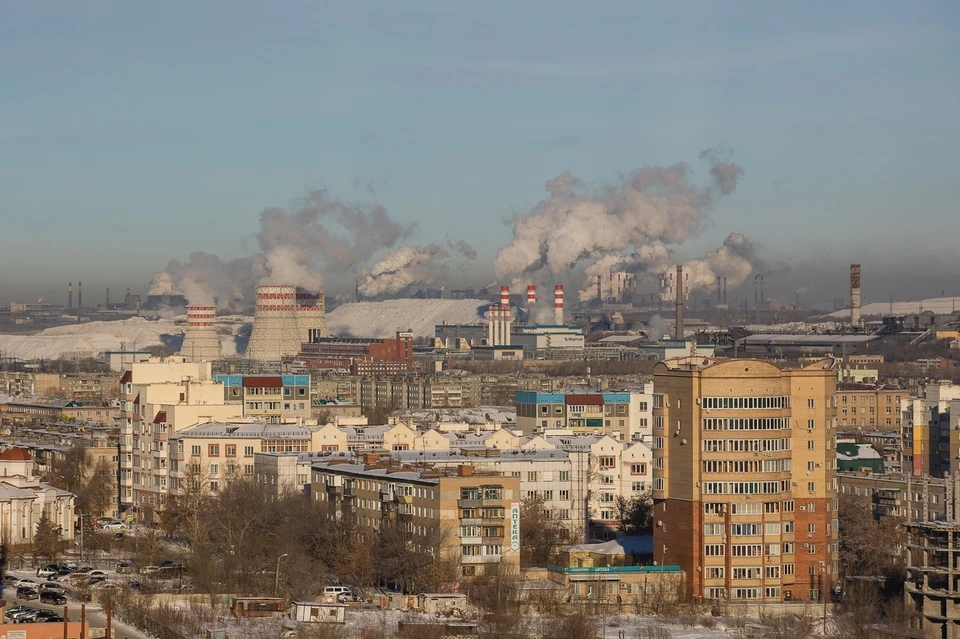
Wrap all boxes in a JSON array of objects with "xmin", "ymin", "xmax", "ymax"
[
  {"xmin": 246, "ymin": 284, "xmax": 329, "ymax": 362},
  {"xmin": 179, "ymin": 306, "xmax": 222, "ymax": 362}
]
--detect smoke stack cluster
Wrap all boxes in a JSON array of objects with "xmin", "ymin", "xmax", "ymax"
[
  {"xmin": 179, "ymin": 306, "xmax": 222, "ymax": 362},
  {"xmin": 554, "ymin": 285, "xmax": 564, "ymax": 325},
  {"xmin": 487, "ymin": 286, "xmax": 511, "ymax": 346},
  {"xmin": 68, "ymin": 282, "xmax": 73, "ymax": 310},
  {"xmin": 850, "ymin": 264, "xmax": 862, "ymax": 328},
  {"xmin": 675, "ymin": 265, "xmax": 684, "ymax": 339},
  {"xmin": 246, "ymin": 285, "xmax": 303, "ymax": 362}
]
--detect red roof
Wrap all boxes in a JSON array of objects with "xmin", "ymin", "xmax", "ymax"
[
  {"xmin": 242, "ymin": 376, "xmax": 283, "ymax": 388},
  {"xmin": 565, "ymin": 394, "xmax": 605, "ymax": 406},
  {"xmin": 120, "ymin": 371, "xmax": 132, "ymax": 384},
  {"xmin": 0, "ymin": 446, "xmax": 32, "ymax": 461},
  {"xmin": 153, "ymin": 411, "xmax": 167, "ymax": 424}
]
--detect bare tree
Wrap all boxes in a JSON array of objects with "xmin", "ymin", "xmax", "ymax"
[
  {"xmin": 519, "ymin": 495, "xmax": 574, "ymax": 567},
  {"xmin": 46, "ymin": 441, "xmax": 115, "ymax": 516}
]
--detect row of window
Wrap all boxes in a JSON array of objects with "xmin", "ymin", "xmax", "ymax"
[
  {"xmin": 703, "ymin": 438, "xmax": 792, "ymax": 453},
  {"xmin": 706, "ymin": 566, "xmax": 785, "ymax": 580},
  {"xmin": 700, "ymin": 396, "xmax": 791, "ymax": 410},
  {"xmin": 702, "ymin": 481, "xmax": 790, "ymax": 496},
  {"xmin": 705, "ymin": 521, "xmax": 798, "ymax": 536},
  {"xmin": 704, "ymin": 500, "xmax": 808, "ymax": 515},
  {"xmin": 702, "ymin": 418, "xmax": 790, "ymax": 431},
  {"xmin": 702, "ymin": 459, "xmax": 791, "ymax": 474}
]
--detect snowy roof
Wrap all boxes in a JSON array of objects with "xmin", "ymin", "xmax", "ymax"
[
  {"xmin": 837, "ymin": 443, "xmax": 883, "ymax": 460},
  {"xmin": 171, "ymin": 422, "xmax": 311, "ymax": 439},
  {"xmin": 563, "ymin": 536, "xmax": 653, "ymax": 555}
]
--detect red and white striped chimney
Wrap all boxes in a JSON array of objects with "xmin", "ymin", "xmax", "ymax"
[
  {"xmin": 526, "ymin": 285, "xmax": 536, "ymax": 305},
  {"xmin": 554, "ymin": 284, "xmax": 564, "ymax": 325}
]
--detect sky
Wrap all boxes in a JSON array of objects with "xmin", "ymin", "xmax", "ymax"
[{"xmin": 1, "ymin": 1, "xmax": 958, "ymax": 309}]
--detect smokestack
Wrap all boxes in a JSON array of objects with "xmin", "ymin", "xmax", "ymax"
[
  {"xmin": 487, "ymin": 304, "xmax": 497, "ymax": 346},
  {"xmin": 78, "ymin": 281, "xmax": 82, "ymax": 309},
  {"xmin": 723, "ymin": 277, "xmax": 727, "ymax": 305},
  {"xmin": 246, "ymin": 285, "xmax": 302, "ymax": 361},
  {"xmin": 717, "ymin": 276, "xmax": 722, "ymax": 304},
  {"xmin": 759, "ymin": 275, "xmax": 764, "ymax": 309},
  {"xmin": 850, "ymin": 264, "xmax": 862, "ymax": 329},
  {"xmin": 526, "ymin": 285, "xmax": 536, "ymax": 305},
  {"xmin": 68, "ymin": 282, "xmax": 73, "ymax": 310},
  {"xmin": 554, "ymin": 285, "xmax": 564, "ymax": 325},
  {"xmin": 502, "ymin": 303, "xmax": 511, "ymax": 346},
  {"xmin": 295, "ymin": 288, "xmax": 329, "ymax": 344},
  {"xmin": 754, "ymin": 275, "xmax": 759, "ymax": 308},
  {"xmin": 179, "ymin": 306, "xmax": 222, "ymax": 362},
  {"xmin": 795, "ymin": 290, "xmax": 801, "ymax": 310},
  {"xmin": 675, "ymin": 265, "xmax": 684, "ymax": 339},
  {"xmin": 106, "ymin": 287, "xmax": 110, "ymax": 307},
  {"xmin": 500, "ymin": 285, "xmax": 510, "ymax": 308}
]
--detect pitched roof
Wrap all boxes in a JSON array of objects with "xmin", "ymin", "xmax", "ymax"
[
  {"xmin": 153, "ymin": 411, "xmax": 167, "ymax": 424},
  {"xmin": 0, "ymin": 446, "xmax": 32, "ymax": 461}
]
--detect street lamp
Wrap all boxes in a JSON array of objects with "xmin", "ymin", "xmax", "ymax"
[{"xmin": 274, "ymin": 553, "xmax": 288, "ymax": 597}]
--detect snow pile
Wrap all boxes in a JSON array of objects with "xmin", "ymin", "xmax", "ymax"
[
  {"xmin": 326, "ymin": 299, "xmax": 492, "ymax": 338},
  {"xmin": 744, "ymin": 321, "xmax": 844, "ymax": 333},
  {"xmin": 824, "ymin": 296, "xmax": 960, "ymax": 319}
]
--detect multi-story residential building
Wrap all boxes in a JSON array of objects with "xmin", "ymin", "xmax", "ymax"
[
  {"xmin": 835, "ymin": 383, "xmax": 903, "ymax": 431},
  {"xmin": 902, "ymin": 382, "xmax": 960, "ymax": 478},
  {"xmin": 253, "ymin": 452, "xmax": 316, "ymax": 496},
  {"xmin": 516, "ymin": 386, "xmax": 654, "ymax": 442},
  {"xmin": 119, "ymin": 358, "xmax": 243, "ymax": 519},
  {"xmin": 0, "ymin": 446, "xmax": 75, "ymax": 547},
  {"xmin": 215, "ymin": 374, "xmax": 312, "ymax": 422},
  {"xmin": 0, "ymin": 396, "xmax": 119, "ymax": 425},
  {"xmin": 0, "ymin": 372, "xmax": 60, "ymax": 396},
  {"xmin": 169, "ymin": 422, "xmax": 325, "ymax": 495},
  {"xmin": 837, "ymin": 472, "xmax": 946, "ymax": 521},
  {"xmin": 651, "ymin": 356, "xmax": 838, "ymax": 603},
  {"xmin": 310, "ymin": 461, "xmax": 521, "ymax": 578}
]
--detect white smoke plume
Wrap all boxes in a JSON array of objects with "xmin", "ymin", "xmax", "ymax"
[
  {"xmin": 358, "ymin": 240, "xmax": 476, "ymax": 297},
  {"xmin": 149, "ymin": 188, "xmax": 410, "ymax": 309},
  {"xmin": 680, "ymin": 233, "xmax": 761, "ymax": 293},
  {"xmin": 495, "ymin": 153, "xmax": 746, "ymax": 295}
]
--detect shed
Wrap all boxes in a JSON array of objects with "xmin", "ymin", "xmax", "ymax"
[
  {"xmin": 418, "ymin": 593, "xmax": 467, "ymax": 614},
  {"xmin": 231, "ymin": 597, "xmax": 285, "ymax": 618},
  {"xmin": 290, "ymin": 601, "xmax": 346, "ymax": 624}
]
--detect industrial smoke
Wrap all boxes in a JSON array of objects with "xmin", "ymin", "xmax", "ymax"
[
  {"xmin": 357, "ymin": 240, "xmax": 476, "ymax": 297},
  {"xmin": 149, "ymin": 188, "xmax": 411, "ymax": 309}
]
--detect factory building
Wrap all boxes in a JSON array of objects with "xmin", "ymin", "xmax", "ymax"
[
  {"xmin": 651, "ymin": 356, "xmax": 839, "ymax": 603},
  {"xmin": 294, "ymin": 331, "xmax": 414, "ymax": 374},
  {"xmin": 515, "ymin": 386, "xmax": 654, "ymax": 442}
]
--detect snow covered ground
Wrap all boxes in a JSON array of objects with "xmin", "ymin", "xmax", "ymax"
[
  {"xmin": 0, "ymin": 316, "xmax": 251, "ymax": 361},
  {"xmin": 824, "ymin": 296, "xmax": 960, "ymax": 319},
  {"xmin": 326, "ymin": 299, "xmax": 492, "ymax": 338},
  {"xmin": 743, "ymin": 321, "xmax": 845, "ymax": 333}
]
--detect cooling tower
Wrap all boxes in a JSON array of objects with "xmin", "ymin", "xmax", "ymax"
[
  {"xmin": 295, "ymin": 288, "xmax": 329, "ymax": 344},
  {"xmin": 246, "ymin": 285, "xmax": 302, "ymax": 362},
  {"xmin": 179, "ymin": 306, "xmax": 222, "ymax": 362}
]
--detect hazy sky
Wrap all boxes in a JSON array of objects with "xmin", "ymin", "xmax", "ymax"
[{"xmin": 1, "ymin": 1, "xmax": 958, "ymax": 308}]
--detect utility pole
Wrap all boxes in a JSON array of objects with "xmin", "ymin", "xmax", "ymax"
[{"xmin": 274, "ymin": 553, "xmax": 288, "ymax": 597}]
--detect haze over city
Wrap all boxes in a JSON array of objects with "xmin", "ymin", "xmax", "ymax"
[{"xmin": 2, "ymin": 1, "xmax": 959, "ymax": 308}]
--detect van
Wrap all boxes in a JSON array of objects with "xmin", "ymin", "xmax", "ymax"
[{"xmin": 323, "ymin": 586, "xmax": 352, "ymax": 601}]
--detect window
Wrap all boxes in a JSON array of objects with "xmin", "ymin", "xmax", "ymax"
[
  {"xmin": 765, "ymin": 566, "xmax": 781, "ymax": 579},
  {"xmin": 784, "ymin": 521, "xmax": 794, "ymax": 533},
  {"xmin": 190, "ymin": 445, "xmax": 201, "ymax": 456},
  {"xmin": 732, "ymin": 567, "xmax": 762, "ymax": 580},
  {"xmin": 244, "ymin": 446, "xmax": 255, "ymax": 456},
  {"xmin": 807, "ymin": 461, "xmax": 816, "ymax": 471},
  {"xmin": 704, "ymin": 544, "xmax": 725, "ymax": 556},
  {"xmin": 808, "ymin": 523, "xmax": 816, "ymax": 534},
  {"xmin": 704, "ymin": 523, "xmax": 723, "ymax": 536},
  {"xmin": 808, "ymin": 399, "xmax": 815, "ymax": 408},
  {"xmin": 632, "ymin": 482, "xmax": 646, "ymax": 492},
  {"xmin": 807, "ymin": 440, "xmax": 815, "ymax": 450},
  {"xmin": 782, "ymin": 542, "xmax": 794, "ymax": 554},
  {"xmin": 807, "ymin": 544, "xmax": 816, "ymax": 554},
  {"xmin": 209, "ymin": 444, "xmax": 219, "ymax": 457},
  {"xmin": 600, "ymin": 475, "xmax": 614, "ymax": 485},
  {"xmin": 226, "ymin": 445, "xmax": 236, "ymax": 457},
  {"xmin": 559, "ymin": 471, "xmax": 570, "ymax": 481},
  {"xmin": 707, "ymin": 567, "xmax": 724, "ymax": 579},
  {"xmin": 783, "ymin": 563, "xmax": 795, "ymax": 576},
  {"xmin": 809, "ymin": 589, "xmax": 820, "ymax": 600},
  {"xmin": 765, "ymin": 587, "xmax": 781, "ymax": 599},
  {"xmin": 631, "ymin": 463, "xmax": 647, "ymax": 475},
  {"xmin": 527, "ymin": 471, "xmax": 538, "ymax": 482},
  {"xmin": 599, "ymin": 456, "xmax": 616, "ymax": 469},
  {"xmin": 559, "ymin": 490, "xmax": 569, "ymax": 500},
  {"xmin": 543, "ymin": 490, "xmax": 553, "ymax": 501},
  {"xmin": 808, "ymin": 482, "xmax": 815, "ymax": 492},
  {"xmin": 764, "ymin": 522, "xmax": 781, "ymax": 535}
]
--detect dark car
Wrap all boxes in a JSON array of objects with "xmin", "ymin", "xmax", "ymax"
[
  {"xmin": 34, "ymin": 609, "xmax": 63, "ymax": 623},
  {"xmin": 43, "ymin": 614, "xmax": 64, "ymax": 623},
  {"xmin": 16, "ymin": 587, "xmax": 39, "ymax": 600},
  {"xmin": 4, "ymin": 605, "xmax": 31, "ymax": 620},
  {"xmin": 40, "ymin": 591, "xmax": 66, "ymax": 605}
]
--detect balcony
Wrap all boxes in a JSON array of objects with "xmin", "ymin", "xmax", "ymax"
[
  {"xmin": 460, "ymin": 537, "xmax": 482, "ymax": 545},
  {"xmin": 460, "ymin": 518, "xmax": 483, "ymax": 526},
  {"xmin": 397, "ymin": 495, "xmax": 413, "ymax": 504},
  {"xmin": 458, "ymin": 498, "xmax": 482, "ymax": 508},
  {"xmin": 461, "ymin": 555, "xmax": 501, "ymax": 564},
  {"xmin": 326, "ymin": 484, "xmax": 343, "ymax": 495}
]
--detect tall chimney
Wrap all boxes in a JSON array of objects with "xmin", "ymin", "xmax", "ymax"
[
  {"xmin": 526, "ymin": 285, "xmax": 536, "ymax": 305},
  {"xmin": 597, "ymin": 274, "xmax": 603, "ymax": 304},
  {"xmin": 759, "ymin": 275, "xmax": 764, "ymax": 309},
  {"xmin": 795, "ymin": 290, "xmax": 801, "ymax": 310},
  {"xmin": 78, "ymin": 281, "xmax": 82, "ymax": 309},
  {"xmin": 675, "ymin": 265, "xmax": 684, "ymax": 339},
  {"xmin": 554, "ymin": 285, "xmax": 564, "ymax": 325},
  {"xmin": 723, "ymin": 277, "xmax": 727, "ymax": 305},
  {"xmin": 717, "ymin": 276, "xmax": 722, "ymax": 304},
  {"xmin": 500, "ymin": 285, "xmax": 510, "ymax": 309},
  {"xmin": 106, "ymin": 287, "xmax": 110, "ymax": 307},
  {"xmin": 68, "ymin": 283, "xmax": 73, "ymax": 309},
  {"xmin": 487, "ymin": 304, "xmax": 497, "ymax": 346},
  {"xmin": 754, "ymin": 275, "xmax": 759, "ymax": 308},
  {"xmin": 850, "ymin": 264, "xmax": 862, "ymax": 328}
]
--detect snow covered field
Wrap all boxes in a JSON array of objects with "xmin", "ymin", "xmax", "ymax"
[
  {"xmin": 326, "ymin": 299, "xmax": 491, "ymax": 338},
  {"xmin": 824, "ymin": 296, "xmax": 960, "ymax": 319}
]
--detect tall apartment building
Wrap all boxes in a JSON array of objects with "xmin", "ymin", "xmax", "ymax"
[
  {"xmin": 515, "ymin": 387, "xmax": 654, "ymax": 442},
  {"xmin": 215, "ymin": 374, "xmax": 312, "ymax": 422},
  {"xmin": 311, "ymin": 462, "xmax": 521, "ymax": 578},
  {"xmin": 119, "ymin": 358, "xmax": 243, "ymax": 518},
  {"xmin": 835, "ymin": 383, "xmax": 903, "ymax": 431},
  {"xmin": 651, "ymin": 357, "xmax": 838, "ymax": 603},
  {"xmin": 902, "ymin": 382, "xmax": 960, "ymax": 478}
]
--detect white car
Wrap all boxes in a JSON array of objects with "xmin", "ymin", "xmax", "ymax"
[
  {"xmin": 36, "ymin": 567, "xmax": 57, "ymax": 578},
  {"xmin": 89, "ymin": 571, "xmax": 108, "ymax": 579},
  {"xmin": 14, "ymin": 578, "xmax": 37, "ymax": 589},
  {"xmin": 99, "ymin": 521, "xmax": 126, "ymax": 531}
]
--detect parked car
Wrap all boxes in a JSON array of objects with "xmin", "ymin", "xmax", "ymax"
[
  {"xmin": 89, "ymin": 570, "xmax": 108, "ymax": 579},
  {"xmin": 74, "ymin": 566, "xmax": 93, "ymax": 574},
  {"xmin": 100, "ymin": 521, "xmax": 126, "ymax": 531},
  {"xmin": 116, "ymin": 561, "xmax": 133, "ymax": 574},
  {"xmin": 16, "ymin": 587, "xmax": 39, "ymax": 600},
  {"xmin": 15, "ymin": 608, "xmax": 41, "ymax": 623},
  {"xmin": 40, "ymin": 591, "xmax": 67, "ymax": 605},
  {"xmin": 4, "ymin": 575, "xmax": 20, "ymax": 586},
  {"xmin": 43, "ymin": 614, "xmax": 64, "ymax": 623},
  {"xmin": 5, "ymin": 605, "xmax": 31, "ymax": 620},
  {"xmin": 36, "ymin": 566, "xmax": 57, "ymax": 578},
  {"xmin": 323, "ymin": 586, "xmax": 353, "ymax": 601},
  {"xmin": 14, "ymin": 578, "xmax": 38, "ymax": 589},
  {"xmin": 141, "ymin": 566, "xmax": 161, "ymax": 575},
  {"xmin": 40, "ymin": 582, "xmax": 66, "ymax": 594}
]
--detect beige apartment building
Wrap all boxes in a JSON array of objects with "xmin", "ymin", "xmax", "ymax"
[
  {"xmin": 120, "ymin": 358, "xmax": 243, "ymax": 518},
  {"xmin": 652, "ymin": 357, "xmax": 838, "ymax": 603},
  {"xmin": 835, "ymin": 383, "xmax": 903, "ymax": 431},
  {"xmin": 311, "ymin": 461, "xmax": 521, "ymax": 579}
]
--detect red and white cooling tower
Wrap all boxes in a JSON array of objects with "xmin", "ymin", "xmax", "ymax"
[
  {"xmin": 246, "ymin": 285, "xmax": 303, "ymax": 362},
  {"xmin": 179, "ymin": 306, "xmax": 222, "ymax": 362},
  {"xmin": 295, "ymin": 288, "xmax": 329, "ymax": 343}
]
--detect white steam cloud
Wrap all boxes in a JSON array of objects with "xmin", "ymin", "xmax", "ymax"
[
  {"xmin": 358, "ymin": 240, "xmax": 477, "ymax": 297},
  {"xmin": 495, "ymin": 153, "xmax": 747, "ymax": 300},
  {"xmin": 149, "ymin": 188, "xmax": 410, "ymax": 308}
]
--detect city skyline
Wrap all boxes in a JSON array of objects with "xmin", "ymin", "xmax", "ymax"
[{"xmin": 1, "ymin": 1, "xmax": 958, "ymax": 305}]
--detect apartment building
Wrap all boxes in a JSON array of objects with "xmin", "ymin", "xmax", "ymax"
[
  {"xmin": 515, "ymin": 386, "xmax": 654, "ymax": 441},
  {"xmin": 651, "ymin": 356, "xmax": 838, "ymax": 603},
  {"xmin": 169, "ymin": 422, "xmax": 323, "ymax": 495},
  {"xmin": 902, "ymin": 382, "xmax": 960, "ymax": 478},
  {"xmin": 835, "ymin": 383, "xmax": 903, "ymax": 431},
  {"xmin": 214, "ymin": 374, "xmax": 312, "ymax": 422},
  {"xmin": 253, "ymin": 452, "xmax": 315, "ymax": 495},
  {"xmin": 119, "ymin": 358, "xmax": 243, "ymax": 518},
  {"xmin": 311, "ymin": 461, "xmax": 521, "ymax": 578}
]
